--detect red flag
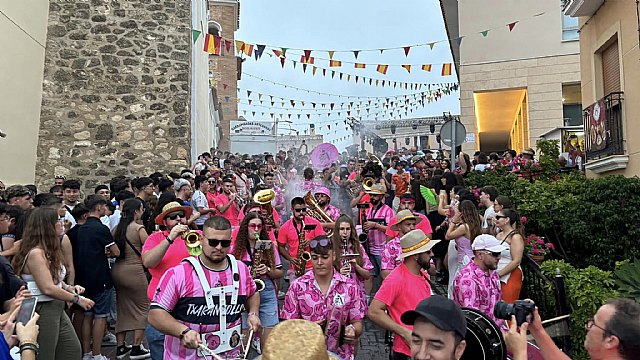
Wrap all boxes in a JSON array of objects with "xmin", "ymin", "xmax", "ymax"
[
  {"xmin": 508, "ymin": 21, "xmax": 518, "ymax": 31},
  {"xmin": 441, "ymin": 63, "xmax": 452, "ymax": 76},
  {"xmin": 376, "ymin": 64, "xmax": 389, "ymax": 75},
  {"xmin": 273, "ymin": 49, "xmax": 284, "ymax": 58},
  {"xmin": 329, "ymin": 60, "xmax": 342, "ymax": 67},
  {"xmin": 280, "ymin": 57, "xmax": 285, "ymax": 68},
  {"xmin": 403, "ymin": 46, "xmax": 411, "ymax": 57},
  {"xmin": 300, "ymin": 55, "xmax": 315, "ymax": 64},
  {"xmin": 204, "ymin": 34, "xmax": 221, "ymax": 55},
  {"xmin": 303, "ymin": 50, "xmax": 312, "ymax": 60},
  {"xmin": 354, "ymin": 63, "xmax": 366, "ymax": 69}
]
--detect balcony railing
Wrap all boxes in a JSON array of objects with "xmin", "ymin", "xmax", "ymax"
[{"xmin": 583, "ymin": 92, "xmax": 624, "ymax": 161}]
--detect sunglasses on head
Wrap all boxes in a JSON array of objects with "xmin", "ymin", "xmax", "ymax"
[
  {"xmin": 166, "ymin": 212, "xmax": 185, "ymax": 220},
  {"xmin": 294, "ymin": 208, "xmax": 308, "ymax": 213},
  {"xmin": 206, "ymin": 238, "xmax": 232, "ymax": 248},
  {"xmin": 309, "ymin": 238, "xmax": 332, "ymax": 249}
]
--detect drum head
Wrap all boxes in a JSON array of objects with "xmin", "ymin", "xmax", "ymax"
[{"xmin": 460, "ymin": 308, "xmax": 506, "ymax": 360}]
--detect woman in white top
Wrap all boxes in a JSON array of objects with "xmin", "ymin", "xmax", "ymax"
[
  {"xmin": 13, "ymin": 207, "xmax": 94, "ymax": 360},
  {"xmin": 494, "ymin": 208, "xmax": 525, "ymax": 303}
]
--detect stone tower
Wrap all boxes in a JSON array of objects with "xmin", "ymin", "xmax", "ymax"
[{"xmin": 36, "ymin": 0, "xmax": 193, "ymax": 190}]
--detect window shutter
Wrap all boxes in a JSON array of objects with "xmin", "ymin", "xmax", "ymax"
[{"xmin": 602, "ymin": 40, "xmax": 620, "ymax": 95}]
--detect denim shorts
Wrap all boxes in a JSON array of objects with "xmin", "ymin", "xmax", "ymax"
[
  {"xmin": 369, "ymin": 254, "xmax": 382, "ymax": 277},
  {"xmin": 85, "ymin": 288, "xmax": 113, "ymax": 318},
  {"xmin": 242, "ymin": 279, "xmax": 279, "ymax": 328}
]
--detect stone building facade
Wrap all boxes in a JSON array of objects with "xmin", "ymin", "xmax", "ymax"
[
  {"xmin": 208, "ymin": 0, "xmax": 240, "ymax": 151},
  {"xmin": 36, "ymin": 0, "xmax": 193, "ymax": 190}
]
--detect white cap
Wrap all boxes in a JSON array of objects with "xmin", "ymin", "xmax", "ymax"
[{"xmin": 472, "ymin": 234, "xmax": 507, "ymax": 253}]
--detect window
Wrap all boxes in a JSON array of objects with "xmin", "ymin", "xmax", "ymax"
[
  {"xmin": 208, "ymin": 21, "xmax": 222, "ymax": 36},
  {"xmin": 601, "ymin": 40, "xmax": 620, "ymax": 96},
  {"xmin": 562, "ymin": 14, "xmax": 579, "ymax": 41}
]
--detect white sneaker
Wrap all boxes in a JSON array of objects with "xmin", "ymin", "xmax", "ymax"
[
  {"xmin": 102, "ymin": 332, "xmax": 117, "ymax": 346},
  {"xmin": 92, "ymin": 355, "xmax": 109, "ymax": 360},
  {"xmin": 82, "ymin": 353, "xmax": 93, "ymax": 360}
]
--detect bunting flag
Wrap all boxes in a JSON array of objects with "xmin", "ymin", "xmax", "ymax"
[
  {"xmin": 280, "ymin": 57, "xmax": 286, "ymax": 67},
  {"xmin": 281, "ymin": 48, "xmax": 288, "ymax": 56},
  {"xmin": 421, "ymin": 64, "xmax": 432, "ymax": 72},
  {"xmin": 192, "ymin": 29, "xmax": 201, "ymax": 44},
  {"xmin": 481, "ymin": 30, "xmax": 490, "ymax": 37},
  {"xmin": 312, "ymin": 66, "xmax": 318, "ymax": 75},
  {"xmin": 402, "ymin": 65, "xmax": 411, "ymax": 73},
  {"xmin": 403, "ymin": 46, "xmax": 411, "ymax": 57},
  {"xmin": 329, "ymin": 60, "xmax": 342, "ymax": 67},
  {"xmin": 428, "ymin": 42, "xmax": 436, "ymax": 50},
  {"xmin": 225, "ymin": 40, "xmax": 232, "ymax": 53},
  {"xmin": 301, "ymin": 55, "xmax": 315, "ymax": 64},
  {"xmin": 254, "ymin": 45, "xmax": 266, "ymax": 59},
  {"xmin": 303, "ymin": 50, "xmax": 312, "ymax": 60},
  {"xmin": 376, "ymin": 64, "xmax": 388, "ymax": 75},
  {"xmin": 235, "ymin": 40, "xmax": 245, "ymax": 54},
  {"xmin": 204, "ymin": 34, "xmax": 221, "ymax": 55},
  {"xmin": 441, "ymin": 63, "xmax": 452, "ymax": 76},
  {"xmin": 328, "ymin": 50, "xmax": 335, "ymax": 59},
  {"xmin": 273, "ymin": 49, "xmax": 284, "ymax": 58},
  {"xmin": 243, "ymin": 44, "xmax": 254, "ymax": 57},
  {"xmin": 353, "ymin": 50, "xmax": 359, "ymax": 59},
  {"xmin": 454, "ymin": 37, "xmax": 463, "ymax": 47},
  {"xmin": 508, "ymin": 21, "xmax": 518, "ymax": 31},
  {"xmin": 354, "ymin": 63, "xmax": 366, "ymax": 69}
]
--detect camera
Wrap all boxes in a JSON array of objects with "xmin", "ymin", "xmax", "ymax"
[{"xmin": 494, "ymin": 300, "xmax": 534, "ymax": 326}]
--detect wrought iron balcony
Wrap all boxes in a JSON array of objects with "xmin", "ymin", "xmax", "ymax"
[{"xmin": 583, "ymin": 92, "xmax": 625, "ymax": 161}]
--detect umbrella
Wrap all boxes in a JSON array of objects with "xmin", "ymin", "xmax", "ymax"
[{"xmin": 311, "ymin": 143, "xmax": 339, "ymax": 171}]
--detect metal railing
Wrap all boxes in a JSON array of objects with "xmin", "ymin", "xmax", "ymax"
[{"xmin": 583, "ymin": 92, "xmax": 625, "ymax": 161}]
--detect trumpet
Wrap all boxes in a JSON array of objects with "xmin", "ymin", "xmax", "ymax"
[
  {"xmin": 362, "ymin": 177, "xmax": 375, "ymax": 191},
  {"xmin": 233, "ymin": 193, "xmax": 246, "ymax": 208},
  {"xmin": 183, "ymin": 229, "xmax": 202, "ymax": 256}
]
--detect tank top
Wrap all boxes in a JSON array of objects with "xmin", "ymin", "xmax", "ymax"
[
  {"xmin": 20, "ymin": 250, "xmax": 67, "ymax": 302},
  {"xmin": 455, "ymin": 235, "xmax": 473, "ymax": 264},
  {"xmin": 497, "ymin": 230, "xmax": 521, "ymax": 283}
]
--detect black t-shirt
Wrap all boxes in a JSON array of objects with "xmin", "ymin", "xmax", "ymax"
[
  {"xmin": 0, "ymin": 256, "xmax": 25, "ymax": 305},
  {"xmin": 75, "ymin": 217, "xmax": 115, "ymax": 296}
]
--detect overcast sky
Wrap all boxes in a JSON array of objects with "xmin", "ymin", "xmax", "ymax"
[{"xmin": 234, "ymin": 0, "xmax": 459, "ymax": 150}]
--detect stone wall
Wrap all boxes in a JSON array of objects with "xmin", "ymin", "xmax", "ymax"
[{"xmin": 36, "ymin": 0, "xmax": 193, "ymax": 191}]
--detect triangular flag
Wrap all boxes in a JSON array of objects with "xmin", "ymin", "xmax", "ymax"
[
  {"xmin": 303, "ymin": 50, "xmax": 312, "ymax": 60},
  {"xmin": 254, "ymin": 44, "xmax": 266, "ymax": 59},
  {"xmin": 248, "ymin": 99, "xmax": 252, "ymax": 105},
  {"xmin": 322, "ymin": 69, "xmax": 326, "ymax": 76},
  {"xmin": 281, "ymin": 48, "xmax": 288, "ymax": 57},
  {"xmin": 481, "ymin": 30, "xmax": 490, "ymax": 37},
  {"xmin": 234, "ymin": 40, "xmax": 245, "ymax": 54},
  {"xmin": 243, "ymin": 44, "xmax": 254, "ymax": 57},
  {"xmin": 302, "ymin": 64, "xmax": 307, "ymax": 73},
  {"xmin": 312, "ymin": 66, "xmax": 317, "ymax": 75},
  {"xmin": 192, "ymin": 29, "xmax": 201, "ymax": 43},
  {"xmin": 331, "ymin": 71, "xmax": 335, "ymax": 78},
  {"xmin": 224, "ymin": 96, "xmax": 230, "ymax": 102},
  {"xmin": 339, "ymin": 73, "xmax": 343, "ymax": 80},
  {"xmin": 273, "ymin": 49, "xmax": 284, "ymax": 58},
  {"xmin": 402, "ymin": 65, "xmax": 411, "ymax": 73},
  {"xmin": 347, "ymin": 74, "xmax": 351, "ymax": 82},
  {"xmin": 328, "ymin": 50, "xmax": 335, "ymax": 59},
  {"xmin": 247, "ymin": 90, "xmax": 252, "ymax": 98},
  {"xmin": 403, "ymin": 46, "xmax": 411, "ymax": 57},
  {"xmin": 421, "ymin": 64, "xmax": 432, "ymax": 72},
  {"xmin": 225, "ymin": 40, "xmax": 232, "ymax": 53},
  {"xmin": 508, "ymin": 21, "xmax": 518, "ymax": 32},
  {"xmin": 353, "ymin": 50, "xmax": 360, "ymax": 59},
  {"xmin": 306, "ymin": 114, "xmax": 311, "ymax": 119},
  {"xmin": 223, "ymin": 83, "xmax": 228, "ymax": 90},
  {"xmin": 380, "ymin": 49, "xmax": 385, "ymax": 54},
  {"xmin": 292, "ymin": 61, "xmax": 296, "ymax": 69},
  {"xmin": 280, "ymin": 57, "xmax": 285, "ymax": 68},
  {"xmin": 454, "ymin": 37, "xmax": 463, "ymax": 47},
  {"xmin": 428, "ymin": 42, "xmax": 436, "ymax": 50}
]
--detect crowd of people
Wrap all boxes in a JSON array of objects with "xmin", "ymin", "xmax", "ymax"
[{"xmin": 0, "ymin": 145, "xmax": 637, "ymax": 360}]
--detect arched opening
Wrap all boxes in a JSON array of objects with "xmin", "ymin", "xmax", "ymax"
[{"xmin": 208, "ymin": 21, "xmax": 222, "ymax": 36}]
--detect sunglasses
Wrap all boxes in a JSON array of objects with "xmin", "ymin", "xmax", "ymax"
[
  {"xmin": 248, "ymin": 223, "xmax": 263, "ymax": 229},
  {"xmin": 481, "ymin": 251, "xmax": 502, "ymax": 257},
  {"xmin": 494, "ymin": 215, "xmax": 507, "ymax": 220},
  {"xmin": 208, "ymin": 180, "xmax": 216, "ymax": 184},
  {"xmin": 166, "ymin": 212, "xmax": 185, "ymax": 220},
  {"xmin": 206, "ymin": 238, "xmax": 232, "ymax": 248},
  {"xmin": 294, "ymin": 208, "xmax": 308, "ymax": 213},
  {"xmin": 309, "ymin": 238, "xmax": 332, "ymax": 249}
]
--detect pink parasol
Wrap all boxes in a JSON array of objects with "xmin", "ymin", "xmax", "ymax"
[{"xmin": 311, "ymin": 143, "xmax": 339, "ymax": 170}]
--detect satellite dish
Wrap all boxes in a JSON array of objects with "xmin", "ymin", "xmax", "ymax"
[{"xmin": 439, "ymin": 120, "xmax": 466, "ymax": 148}]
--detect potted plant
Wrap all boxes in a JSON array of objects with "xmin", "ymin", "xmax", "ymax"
[{"xmin": 525, "ymin": 234, "xmax": 554, "ymax": 264}]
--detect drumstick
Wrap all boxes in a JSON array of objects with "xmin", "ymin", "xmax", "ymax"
[
  {"xmin": 243, "ymin": 329, "xmax": 254, "ymax": 359},
  {"xmin": 197, "ymin": 344, "xmax": 224, "ymax": 360}
]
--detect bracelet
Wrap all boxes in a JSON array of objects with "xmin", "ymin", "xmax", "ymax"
[
  {"xmin": 165, "ymin": 236, "xmax": 174, "ymax": 245},
  {"xmin": 72, "ymin": 294, "xmax": 80, "ymax": 304},
  {"xmin": 248, "ymin": 312, "xmax": 259, "ymax": 317},
  {"xmin": 179, "ymin": 327, "xmax": 192, "ymax": 339},
  {"xmin": 19, "ymin": 343, "xmax": 39, "ymax": 355}
]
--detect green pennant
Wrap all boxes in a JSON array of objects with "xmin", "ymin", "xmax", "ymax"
[
  {"xmin": 481, "ymin": 30, "xmax": 489, "ymax": 37},
  {"xmin": 192, "ymin": 29, "xmax": 202, "ymax": 43}
]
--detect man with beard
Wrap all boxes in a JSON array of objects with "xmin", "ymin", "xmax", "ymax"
[
  {"xmin": 215, "ymin": 177, "xmax": 241, "ymax": 227},
  {"xmin": 368, "ymin": 230, "xmax": 440, "ymax": 360},
  {"xmin": 385, "ymin": 194, "xmax": 432, "ymax": 241},
  {"xmin": 314, "ymin": 187, "xmax": 340, "ymax": 232},
  {"xmin": 358, "ymin": 184, "xmax": 393, "ymax": 283},
  {"xmin": 149, "ymin": 216, "xmax": 261, "ymax": 360},
  {"xmin": 280, "ymin": 236, "xmax": 364, "ymax": 360},
  {"xmin": 380, "ymin": 210, "xmax": 419, "ymax": 279},
  {"xmin": 452, "ymin": 234, "xmax": 507, "ymax": 330}
]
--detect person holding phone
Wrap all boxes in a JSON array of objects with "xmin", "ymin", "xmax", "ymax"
[
  {"xmin": 0, "ymin": 307, "xmax": 40, "ymax": 360},
  {"xmin": 231, "ymin": 212, "xmax": 283, "ymax": 353},
  {"xmin": 12, "ymin": 207, "xmax": 94, "ymax": 360}
]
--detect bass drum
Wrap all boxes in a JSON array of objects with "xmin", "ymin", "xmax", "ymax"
[{"xmin": 460, "ymin": 308, "xmax": 507, "ymax": 360}]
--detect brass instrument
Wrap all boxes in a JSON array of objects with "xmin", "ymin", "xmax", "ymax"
[
  {"xmin": 340, "ymin": 236, "xmax": 352, "ymax": 277},
  {"xmin": 303, "ymin": 191, "xmax": 334, "ymax": 236},
  {"xmin": 254, "ymin": 189, "xmax": 276, "ymax": 230},
  {"xmin": 183, "ymin": 229, "xmax": 202, "ymax": 256},
  {"xmin": 295, "ymin": 220, "xmax": 312, "ymax": 277},
  {"xmin": 346, "ymin": 153, "xmax": 382, "ymax": 198},
  {"xmin": 233, "ymin": 193, "xmax": 246, "ymax": 209},
  {"xmin": 357, "ymin": 203, "xmax": 370, "ymax": 253},
  {"xmin": 251, "ymin": 235, "xmax": 266, "ymax": 292}
]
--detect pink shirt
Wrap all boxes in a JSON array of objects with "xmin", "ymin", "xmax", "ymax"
[
  {"xmin": 280, "ymin": 270, "xmax": 365, "ymax": 360},
  {"xmin": 142, "ymin": 230, "xmax": 194, "ymax": 300},
  {"xmin": 374, "ymin": 263, "xmax": 432, "ymax": 356},
  {"xmin": 151, "ymin": 257, "xmax": 256, "ymax": 359},
  {"xmin": 453, "ymin": 261, "xmax": 506, "ymax": 330},
  {"xmin": 323, "ymin": 204, "xmax": 341, "ymax": 221},
  {"xmin": 231, "ymin": 244, "xmax": 283, "ymax": 281},
  {"xmin": 381, "ymin": 236, "xmax": 401, "ymax": 271},
  {"xmin": 385, "ymin": 212, "xmax": 433, "ymax": 239},
  {"xmin": 215, "ymin": 193, "xmax": 240, "ymax": 226},
  {"xmin": 277, "ymin": 216, "xmax": 326, "ymax": 270},
  {"xmin": 364, "ymin": 203, "xmax": 394, "ymax": 255},
  {"xmin": 272, "ymin": 186, "xmax": 286, "ymax": 217}
]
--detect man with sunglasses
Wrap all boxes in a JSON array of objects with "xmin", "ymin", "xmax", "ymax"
[
  {"xmin": 149, "ymin": 216, "xmax": 261, "ymax": 360},
  {"xmin": 280, "ymin": 236, "xmax": 364, "ymax": 360},
  {"xmin": 277, "ymin": 197, "xmax": 326, "ymax": 281},
  {"xmin": 452, "ymin": 234, "xmax": 507, "ymax": 330}
]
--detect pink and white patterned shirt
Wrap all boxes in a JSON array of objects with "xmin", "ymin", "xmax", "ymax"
[
  {"xmin": 272, "ymin": 185, "xmax": 286, "ymax": 217},
  {"xmin": 323, "ymin": 204, "xmax": 341, "ymax": 222},
  {"xmin": 381, "ymin": 236, "xmax": 402, "ymax": 271},
  {"xmin": 280, "ymin": 270, "xmax": 365, "ymax": 360},
  {"xmin": 364, "ymin": 203, "xmax": 394, "ymax": 255},
  {"xmin": 151, "ymin": 256, "xmax": 257, "ymax": 359},
  {"xmin": 452, "ymin": 261, "xmax": 506, "ymax": 330}
]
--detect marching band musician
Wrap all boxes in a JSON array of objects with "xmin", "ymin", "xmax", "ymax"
[
  {"xmin": 149, "ymin": 216, "xmax": 261, "ymax": 360},
  {"xmin": 277, "ymin": 197, "xmax": 326, "ymax": 281},
  {"xmin": 215, "ymin": 176, "xmax": 241, "ymax": 227},
  {"xmin": 368, "ymin": 230, "xmax": 440, "ymax": 360},
  {"xmin": 280, "ymin": 236, "xmax": 365, "ymax": 360},
  {"xmin": 314, "ymin": 187, "xmax": 341, "ymax": 232},
  {"xmin": 233, "ymin": 201, "xmax": 277, "ymax": 243},
  {"xmin": 331, "ymin": 215, "xmax": 373, "ymax": 309},
  {"xmin": 231, "ymin": 212, "xmax": 283, "ymax": 352},
  {"xmin": 385, "ymin": 194, "xmax": 432, "ymax": 241},
  {"xmin": 380, "ymin": 210, "xmax": 419, "ymax": 279}
]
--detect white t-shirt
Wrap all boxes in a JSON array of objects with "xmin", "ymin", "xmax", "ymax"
[
  {"xmin": 474, "ymin": 164, "xmax": 489, "ymax": 172},
  {"xmin": 483, "ymin": 205, "xmax": 496, "ymax": 229},
  {"xmin": 191, "ymin": 190, "xmax": 210, "ymax": 226}
]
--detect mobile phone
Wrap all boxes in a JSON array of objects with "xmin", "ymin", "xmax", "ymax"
[
  {"xmin": 16, "ymin": 297, "xmax": 37, "ymax": 325},
  {"xmin": 255, "ymin": 240, "xmax": 272, "ymax": 251}
]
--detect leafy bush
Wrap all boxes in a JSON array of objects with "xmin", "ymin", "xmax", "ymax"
[{"xmin": 614, "ymin": 259, "xmax": 640, "ymax": 302}]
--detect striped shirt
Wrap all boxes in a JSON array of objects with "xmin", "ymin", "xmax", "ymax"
[{"xmin": 364, "ymin": 203, "xmax": 394, "ymax": 255}]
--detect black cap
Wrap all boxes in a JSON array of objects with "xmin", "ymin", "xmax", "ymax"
[{"xmin": 401, "ymin": 295, "xmax": 467, "ymax": 338}]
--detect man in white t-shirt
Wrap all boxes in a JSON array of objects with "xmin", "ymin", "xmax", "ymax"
[
  {"xmin": 191, "ymin": 175, "xmax": 216, "ymax": 230},
  {"xmin": 480, "ymin": 186, "xmax": 498, "ymax": 234}
]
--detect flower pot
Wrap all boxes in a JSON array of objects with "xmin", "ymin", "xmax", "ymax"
[{"xmin": 530, "ymin": 254, "xmax": 545, "ymax": 264}]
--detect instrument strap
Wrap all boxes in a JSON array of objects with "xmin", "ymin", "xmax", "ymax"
[{"xmin": 183, "ymin": 255, "xmax": 240, "ymax": 307}]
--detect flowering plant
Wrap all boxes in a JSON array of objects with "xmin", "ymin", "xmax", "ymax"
[
  {"xmin": 511, "ymin": 156, "xmax": 542, "ymax": 174},
  {"xmin": 524, "ymin": 234, "xmax": 555, "ymax": 256}
]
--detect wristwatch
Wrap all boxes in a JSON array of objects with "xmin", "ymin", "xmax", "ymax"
[{"xmin": 165, "ymin": 236, "xmax": 174, "ymax": 245}]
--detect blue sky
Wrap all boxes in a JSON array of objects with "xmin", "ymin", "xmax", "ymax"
[{"xmin": 235, "ymin": 0, "xmax": 459, "ymax": 150}]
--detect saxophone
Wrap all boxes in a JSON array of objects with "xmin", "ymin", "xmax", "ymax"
[
  {"xmin": 251, "ymin": 234, "xmax": 266, "ymax": 292},
  {"xmin": 295, "ymin": 220, "xmax": 312, "ymax": 277}
]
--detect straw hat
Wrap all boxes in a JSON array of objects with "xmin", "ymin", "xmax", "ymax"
[
  {"xmin": 397, "ymin": 229, "xmax": 440, "ymax": 260},
  {"xmin": 410, "ymin": 155, "xmax": 425, "ymax": 166},
  {"xmin": 522, "ymin": 148, "xmax": 535, "ymax": 156},
  {"xmin": 390, "ymin": 210, "xmax": 422, "ymax": 231},
  {"xmin": 253, "ymin": 189, "xmax": 276, "ymax": 205},
  {"xmin": 259, "ymin": 320, "xmax": 340, "ymax": 360},
  {"xmin": 154, "ymin": 201, "xmax": 193, "ymax": 226},
  {"xmin": 365, "ymin": 183, "xmax": 385, "ymax": 195}
]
